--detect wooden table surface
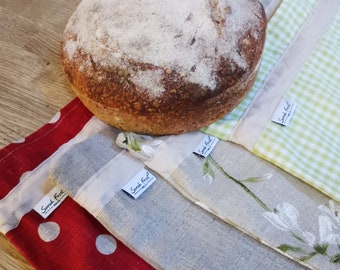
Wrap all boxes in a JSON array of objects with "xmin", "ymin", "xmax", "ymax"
[
  {"xmin": 0, "ymin": 1, "xmax": 281, "ymax": 269},
  {"xmin": 0, "ymin": 0, "xmax": 80, "ymax": 268},
  {"xmin": 0, "ymin": 0, "xmax": 80, "ymax": 148}
]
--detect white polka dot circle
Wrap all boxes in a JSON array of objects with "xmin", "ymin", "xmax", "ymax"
[
  {"xmin": 19, "ymin": 171, "xmax": 31, "ymax": 182},
  {"xmin": 96, "ymin": 234, "xmax": 117, "ymax": 255},
  {"xmin": 48, "ymin": 112, "xmax": 61, "ymax": 124},
  {"xmin": 14, "ymin": 138, "xmax": 25, "ymax": 144},
  {"xmin": 38, "ymin": 222, "xmax": 60, "ymax": 242}
]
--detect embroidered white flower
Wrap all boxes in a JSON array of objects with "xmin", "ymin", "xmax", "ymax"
[
  {"xmin": 318, "ymin": 200, "xmax": 340, "ymax": 245},
  {"xmin": 241, "ymin": 172, "xmax": 273, "ymax": 183},
  {"xmin": 263, "ymin": 202, "xmax": 315, "ymax": 246},
  {"xmin": 202, "ymin": 159, "xmax": 214, "ymax": 184},
  {"xmin": 116, "ymin": 132, "xmax": 162, "ymax": 161},
  {"xmin": 264, "ymin": 201, "xmax": 340, "ymax": 250},
  {"xmin": 263, "ymin": 202, "xmax": 299, "ymax": 231},
  {"xmin": 318, "ymin": 200, "xmax": 340, "ymax": 225}
]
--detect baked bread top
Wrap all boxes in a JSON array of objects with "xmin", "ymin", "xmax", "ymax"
[{"xmin": 61, "ymin": 0, "xmax": 267, "ymax": 134}]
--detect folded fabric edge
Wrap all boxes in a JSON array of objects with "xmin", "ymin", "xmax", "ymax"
[
  {"xmin": 229, "ymin": 0, "xmax": 339, "ymax": 150},
  {"xmin": 261, "ymin": 0, "xmax": 282, "ymax": 19},
  {"xmin": 145, "ymin": 132, "xmax": 206, "ymax": 180},
  {"xmin": 0, "ymin": 117, "xmax": 108, "ymax": 234}
]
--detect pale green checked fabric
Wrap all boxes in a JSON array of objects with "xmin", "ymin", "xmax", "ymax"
[
  {"xmin": 218, "ymin": 0, "xmax": 340, "ymax": 202},
  {"xmin": 202, "ymin": 0, "xmax": 320, "ymax": 139},
  {"xmin": 252, "ymin": 4, "xmax": 340, "ymax": 201}
]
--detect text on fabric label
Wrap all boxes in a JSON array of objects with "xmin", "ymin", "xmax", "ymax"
[
  {"xmin": 33, "ymin": 186, "xmax": 67, "ymax": 219},
  {"xmin": 194, "ymin": 135, "xmax": 219, "ymax": 158},
  {"xmin": 272, "ymin": 99, "xmax": 297, "ymax": 126},
  {"xmin": 122, "ymin": 168, "xmax": 156, "ymax": 199}
]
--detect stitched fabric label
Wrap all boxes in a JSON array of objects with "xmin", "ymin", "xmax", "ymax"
[
  {"xmin": 122, "ymin": 168, "xmax": 156, "ymax": 199},
  {"xmin": 194, "ymin": 135, "xmax": 219, "ymax": 158},
  {"xmin": 33, "ymin": 186, "xmax": 67, "ymax": 218},
  {"xmin": 272, "ymin": 99, "xmax": 297, "ymax": 126}
]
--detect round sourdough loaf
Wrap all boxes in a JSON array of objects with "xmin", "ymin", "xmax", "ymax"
[{"xmin": 61, "ymin": 0, "xmax": 267, "ymax": 135}]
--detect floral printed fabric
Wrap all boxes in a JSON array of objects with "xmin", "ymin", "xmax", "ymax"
[
  {"xmin": 263, "ymin": 201, "xmax": 340, "ymax": 263},
  {"xmin": 49, "ymin": 123, "xmax": 305, "ymax": 270},
  {"xmin": 144, "ymin": 132, "xmax": 340, "ymax": 269}
]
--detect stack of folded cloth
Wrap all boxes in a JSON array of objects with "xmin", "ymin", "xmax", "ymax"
[{"xmin": 1, "ymin": 0, "xmax": 339, "ymax": 269}]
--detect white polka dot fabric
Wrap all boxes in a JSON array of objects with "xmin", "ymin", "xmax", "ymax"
[
  {"xmin": 0, "ymin": 99, "xmax": 152, "ymax": 270},
  {"xmin": 38, "ymin": 222, "xmax": 60, "ymax": 242}
]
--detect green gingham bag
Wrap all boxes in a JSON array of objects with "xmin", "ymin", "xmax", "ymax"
[{"xmin": 203, "ymin": 0, "xmax": 340, "ymax": 201}]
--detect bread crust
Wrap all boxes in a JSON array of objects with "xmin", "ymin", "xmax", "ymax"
[{"xmin": 61, "ymin": 0, "xmax": 267, "ymax": 135}]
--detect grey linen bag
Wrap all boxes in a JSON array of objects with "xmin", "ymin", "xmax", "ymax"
[{"xmin": 50, "ymin": 129, "xmax": 304, "ymax": 270}]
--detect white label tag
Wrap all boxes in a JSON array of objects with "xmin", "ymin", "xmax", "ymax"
[
  {"xmin": 33, "ymin": 186, "xmax": 67, "ymax": 219},
  {"xmin": 194, "ymin": 135, "xmax": 219, "ymax": 158},
  {"xmin": 122, "ymin": 168, "xmax": 156, "ymax": 199},
  {"xmin": 272, "ymin": 99, "xmax": 297, "ymax": 126}
]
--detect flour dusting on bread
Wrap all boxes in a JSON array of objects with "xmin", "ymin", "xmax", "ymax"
[
  {"xmin": 61, "ymin": 0, "xmax": 266, "ymax": 135},
  {"xmin": 63, "ymin": 0, "xmax": 263, "ymax": 93}
]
